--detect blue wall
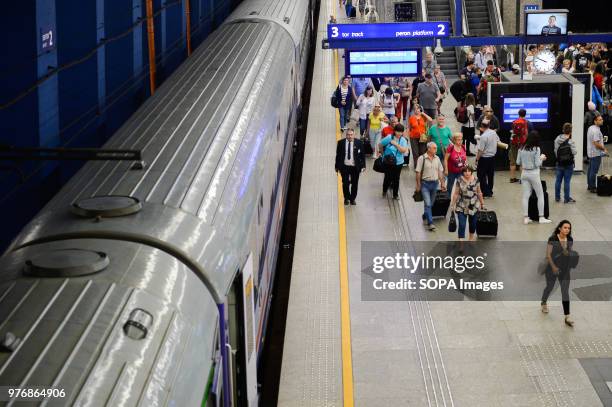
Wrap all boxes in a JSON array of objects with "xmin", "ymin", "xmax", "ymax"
[{"xmin": 0, "ymin": 0, "xmax": 241, "ymax": 250}]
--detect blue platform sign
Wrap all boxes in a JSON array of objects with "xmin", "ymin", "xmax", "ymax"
[
  {"xmin": 328, "ymin": 22, "xmax": 450, "ymax": 41},
  {"xmin": 524, "ymin": 4, "xmax": 539, "ymax": 11}
]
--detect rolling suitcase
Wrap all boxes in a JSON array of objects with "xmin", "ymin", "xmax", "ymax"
[
  {"xmin": 431, "ymin": 190, "xmax": 450, "ymax": 218},
  {"xmin": 597, "ymin": 174, "xmax": 612, "ymax": 196},
  {"xmin": 476, "ymin": 210, "xmax": 498, "ymax": 237},
  {"xmin": 597, "ymin": 157, "xmax": 612, "ymax": 196},
  {"xmin": 528, "ymin": 180, "xmax": 549, "ymax": 221}
]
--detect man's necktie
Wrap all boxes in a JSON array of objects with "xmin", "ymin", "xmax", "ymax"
[{"xmin": 348, "ymin": 141, "xmax": 352, "ymax": 160}]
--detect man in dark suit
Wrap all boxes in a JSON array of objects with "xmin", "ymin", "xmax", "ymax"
[{"xmin": 335, "ymin": 128, "xmax": 366, "ymax": 205}]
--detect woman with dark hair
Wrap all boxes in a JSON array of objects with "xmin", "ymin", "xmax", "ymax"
[
  {"xmin": 554, "ymin": 122, "xmax": 577, "ymax": 203},
  {"xmin": 335, "ymin": 76, "xmax": 354, "ymax": 131},
  {"xmin": 450, "ymin": 165, "xmax": 484, "ymax": 240},
  {"xmin": 461, "ymin": 93, "xmax": 477, "ymax": 156},
  {"xmin": 356, "ymin": 87, "xmax": 375, "ymax": 137},
  {"xmin": 517, "ymin": 131, "xmax": 552, "ymax": 225},
  {"xmin": 541, "ymin": 220, "xmax": 575, "ymax": 327},
  {"xmin": 380, "ymin": 86, "xmax": 399, "ymax": 120}
]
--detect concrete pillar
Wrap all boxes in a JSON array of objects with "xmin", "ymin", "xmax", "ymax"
[{"xmin": 36, "ymin": 0, "xmax": 60, "ymax": 153}]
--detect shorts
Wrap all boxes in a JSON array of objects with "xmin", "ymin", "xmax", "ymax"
[{"xmin": 509, "ymin": 143, "xmax": 519, "ymax": 166}]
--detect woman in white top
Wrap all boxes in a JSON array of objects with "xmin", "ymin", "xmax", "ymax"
[
  {"xmin": 516, "ymin": 131, "xmax": 552, "ymax": 225},
  {"xmin": 461, "ymin": 93, "xmax": 477, "ymax": 156},
  {"xmin": 356, "ymin": 87, "xmax": 375, "ymax": 136},
  {"xmin": 379, "ymin": 87, "xmax": 399, "ymax": 120}
]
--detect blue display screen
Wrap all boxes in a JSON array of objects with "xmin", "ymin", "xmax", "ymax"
[
  {"xmin": 347, "ymin": 50, "xmax": 420, "ymax": 77},
  {"xmin": 328, "ymin": 22, "xmax": 450, "ymax": 41},
  {"xmin": 501, "ymin": 94, "xmax": 550, "ymax": 124}
]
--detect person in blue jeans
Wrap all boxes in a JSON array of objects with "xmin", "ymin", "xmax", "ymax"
[
  {"xmin": 334, "ymin": 76, "xmax": 353, "ymax": 130},
  {"xmin": 450, "ymin": 165, "xmax": 485, "ymax": 240},
  {"xmin": 379, "ymin": 124, "xmax": 410, "ymax": 199},
  {"xmin": 553, "ymin": 123, "xmax": 578, "ymax": 203},
  {"xmin": 586, "ymin": 116, "xmax": 609, "ymax": 192},
  {"xmin": 415, "ymin": 142, "xmax": 447, "ymax": 231}
]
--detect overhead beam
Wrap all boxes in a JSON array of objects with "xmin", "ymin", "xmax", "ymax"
[{"xmin": 327, "ymin": 32, "xmax": 612, "ymax": 49}]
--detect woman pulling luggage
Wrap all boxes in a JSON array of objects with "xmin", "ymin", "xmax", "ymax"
[{"xmin": 450, "ymin": 165, "xmax": 485, "ymax": 241}]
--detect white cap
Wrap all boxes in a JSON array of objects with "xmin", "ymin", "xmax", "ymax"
[{"xmin": 512, "ymin": 64, "xmax": 520, "ymax": 71}]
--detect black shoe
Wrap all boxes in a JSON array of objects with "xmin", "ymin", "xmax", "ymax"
[
  {"xmin": 344, "ymin": 199, "xmax": 349, "ymax": 205},
  {"xmin": 350, "ymin": 200, "xmax": 356, "ymax": 205},
  {"xmin": 393, "ymin": 195, "xmax": 400, "ymax": 200},
  {"xmin": 589, "ymin": 188, "xmax": 597, "ymax": 193},
  {"xmin": 509, "ymin": 178, "xmax": 519, "ymax": 183},
  {"xmin": 382, "ymin": 190, "xmax": 388, "ymax": 197}
]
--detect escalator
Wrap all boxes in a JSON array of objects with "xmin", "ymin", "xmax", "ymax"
[
  {"xmin": 462, "ymin": 0, "xmax": 512, "ymax": 69},
  {"xmin": 464, "ymin": 0, "xmax": 492, "ymax": 36},
  {"xmin": 425, "ymin": 0, "xmax": 458, "ymax": 74}
]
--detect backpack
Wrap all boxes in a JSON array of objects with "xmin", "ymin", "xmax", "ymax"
[
  {"xmin": 557, "ymin": 140, "xmax": 574, "ymax": 166},
  {"xmin": 511, "ymin": 117, "xmax": 528, "ymax": 145},
  {"xmin": 454, "ymin": 103, "xmax": 468, "ymax": 124}
]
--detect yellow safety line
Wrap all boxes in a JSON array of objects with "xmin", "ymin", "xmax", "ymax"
[{"xmin": 333, "ymin": 46, "xmax": 354, "ymax": 407}]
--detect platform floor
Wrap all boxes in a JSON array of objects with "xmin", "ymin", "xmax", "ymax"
[{"xmin": 279, "ymin": 0, "xmax": 612, "ymax": 405}]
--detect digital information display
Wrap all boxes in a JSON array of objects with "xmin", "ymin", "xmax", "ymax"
[
  {"xmin": 328, "ymin": 22, "xmax": 450, "ymax": 41},
  {"xmin": 525, "ymin": 10, "xmax": 568, "ymax": 35},
  {"xmin": 501, "ymin": 95, "xmax": 550, "ymax": 123},
  {"xmin": 347, "ymin": 50, "xmax": 420, "ymax": 77}
]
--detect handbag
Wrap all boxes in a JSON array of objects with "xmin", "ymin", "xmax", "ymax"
[
  {"xmin": 413, "ymin": 155, "xmax": 425, "ymax": 202},
  {"xmin": 331, "ymin": 93, "xmax": 339, "ymax": 108},
  {"xmin": 419, "ymin": 132, "xmax": 429, "ymax": 143},
  {"xmin": 373, "ymin": 156, "xmax": 385, "ymax": 173},
  {"xmin": 383, "ymin": 153, "xmax": 397, "ymax": 166},
  {"xmin": 448, "ymin": 211, "xmax": 457, "ymax": 232}
]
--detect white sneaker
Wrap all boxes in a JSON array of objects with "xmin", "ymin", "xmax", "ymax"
[
  {"xmin": 539, "ymin": 217, "xmax": 552, "ymax": 224},
  {"xmin": 523, "ymin": 217, "xmax": 532, "ymax": 225}
]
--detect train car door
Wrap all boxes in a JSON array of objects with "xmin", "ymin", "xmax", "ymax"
[{"xmin": 228, "ymin": 253, "xmax": 258, "ymax": 406}]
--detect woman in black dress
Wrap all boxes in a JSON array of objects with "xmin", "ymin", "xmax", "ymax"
[{"xmin": 541, "ymin": 220, "xmax": 575, "ymax": 327}]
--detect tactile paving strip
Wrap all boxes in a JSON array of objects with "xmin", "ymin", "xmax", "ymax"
[{"xmin": 519, "ymin": 336, "xmax": 612, "ymax": 406}]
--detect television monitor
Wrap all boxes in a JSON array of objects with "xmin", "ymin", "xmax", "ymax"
[
  {"xmin": 525, "ymin": 10, "xmax": 568, "ymax": 35},
  {"xmin": 346, "ymin": 49, "xmax": 420, "ymax": 77},
  {"xmin": 500, "ymin": 93, "xmax": 551, "ymax": 128}
]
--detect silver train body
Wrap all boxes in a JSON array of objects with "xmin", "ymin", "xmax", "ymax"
[{"xmin": 0, "ymin": 0, "xmax": 313, "ymax": 405}]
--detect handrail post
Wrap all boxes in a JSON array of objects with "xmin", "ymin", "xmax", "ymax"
[
  {"xmin": 185, "ymin": 0, "xmax": 192, "ymax": 56},
  {"xmin": 455, "ymin": 0, "xmax": 462, "ymax": 36},
  {"xmin": 145, "ymin": 0, "xmax": 156, "ymax": 94}
]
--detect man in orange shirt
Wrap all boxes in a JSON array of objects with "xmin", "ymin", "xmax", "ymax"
[{"xmin": 408, "ymin": 105, "xmax": 434, "ymax": 168}]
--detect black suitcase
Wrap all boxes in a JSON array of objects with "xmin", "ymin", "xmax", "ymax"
[
  {"xmin": 476, "ymin": 210, "xmax": 498, "ymax": 237},
  {"xmin": 597, "ymin": 174, "xmax": 612, "ymax": 196},
  {"xmin": 528, "ymin": 180, "xmax": 549, "ymax": 221},
  {"xmin": 431, "ymin": 190, "xmax": 450, "ymax": 218}
]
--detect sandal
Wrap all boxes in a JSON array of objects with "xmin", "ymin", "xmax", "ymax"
[{"xmin": 564, "ymin": 316, "xmax": 574, "ymax": 327}]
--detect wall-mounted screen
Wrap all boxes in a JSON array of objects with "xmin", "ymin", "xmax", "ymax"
[
  {"xmin": 346, "ymin": 49, "xmax": 420, "ymax": 77},
  {"xmin": 525, "ymin": 10, "xmax": 568, "ymax": 35},
  {"xmin": 500, "ymin": 93, "xmax": 551, "ymax": 128}
]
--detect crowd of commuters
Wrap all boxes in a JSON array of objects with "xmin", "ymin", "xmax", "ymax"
[
  {"xmin": 526, "ymin": 42, "xmax": 611, "ymax": 111},
  {"xmin": 330, "ymin": 36, "xmax": 612, "ymax": 327}
]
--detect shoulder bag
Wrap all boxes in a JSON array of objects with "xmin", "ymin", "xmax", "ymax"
[{"xmin": 413, "ymin": 156, "xmax": 425, "ymax": 202}]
